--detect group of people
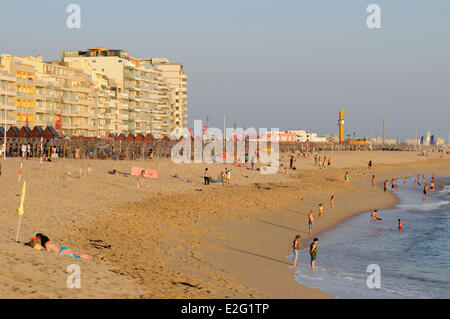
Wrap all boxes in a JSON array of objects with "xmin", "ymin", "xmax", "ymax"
[
  {"xmin": 291, "ymin": 194, "xmax": 334, "ymax": 271},
  {"xmin": 203, "ymin": 167, "xmax": 231, "ymax": 185},
  {"xmin": 314, "ymin": 154, "xmax": 332, "ymax": 168}
]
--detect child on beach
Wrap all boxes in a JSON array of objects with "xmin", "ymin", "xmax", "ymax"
[
  {"xmin": 371, "ymin": 210, "xmax": 382, "ymax": 221},
  {"xmin": 292, "ymin": 235, "xmax": 301, "ymax": 267},
  {"xmin": 308, "ymin": 210, "xmax": 315, "ymax": 235},
  {"xmin": 309, "ymin": 238, "xmax": 318, "ymax": 271},
  {"xmin": 318, "ymin": 204, "xmax": 324, "ymax": 217}
]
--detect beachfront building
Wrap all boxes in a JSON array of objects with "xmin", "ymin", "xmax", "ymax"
[
  {"xmin": 0, "ymin": 65, "xmax": 17, "ymax": 129},
  {"xmin": 146, "ymin": 58, "xmax": 188, "ymax": 130},
  {"xmin": 286, "ymin": 130, "xmax": 328, "ymax": 143},
  {"xmin": 61, "ymin": 48, "xmax": 184, "ymax": 138},
  {"xmin": 0, "ymin": 49, "xmax": 188, "ymax": 138},
  {"xmin": 0, "ymin": 55, "xmax": 36, "ymax": 128}
]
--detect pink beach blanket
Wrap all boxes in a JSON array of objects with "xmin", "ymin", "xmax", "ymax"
[{"xmin": 130, "ymin": 166, "xmax": 158, "ymax": 178}]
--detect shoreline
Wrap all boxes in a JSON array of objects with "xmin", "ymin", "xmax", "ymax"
[{"xmin": 199, "ymin": 166, "xmax": 450, "ymax": 298}]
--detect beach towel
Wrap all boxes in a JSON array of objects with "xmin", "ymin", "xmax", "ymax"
[
  {"xmin": 208, "ymin": 176, "xmax": 225, "ymax": 183},
  {"xmin": 130, "ymin": 166, "xmax": 145, "ymax": 176},
  {"xmin": 143, "ymin": 169, "xmax": 158, "ymax": 179}
]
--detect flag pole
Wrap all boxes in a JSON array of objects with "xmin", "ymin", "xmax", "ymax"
[{"xmin": 15, "ymin": 215, "xmax": 22, "ymax": 243}]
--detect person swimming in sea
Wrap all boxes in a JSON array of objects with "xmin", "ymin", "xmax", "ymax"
[
  {"xmin": 371, "ymin": 210, "xmax": 382, "ymax": 221},
  {"xmin": 398, "ymin": 219, "xmax": 403, "ymax": 232}
]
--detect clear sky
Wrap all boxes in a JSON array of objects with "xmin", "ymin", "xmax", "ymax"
[{"xmin": 1, "ymin": 0, "xmax": 449, "ymax": 140}]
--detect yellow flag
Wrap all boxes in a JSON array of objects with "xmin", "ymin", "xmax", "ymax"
[{"xmin": 16, "ymin": 181, "xmax": 26, "ymax": 217}]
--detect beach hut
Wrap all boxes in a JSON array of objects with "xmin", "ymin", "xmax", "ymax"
[
  {"xmin": 30, "ymin": 126, "xmax": 44, "ymax": 138},
  {"xmin": 126, "ymin": 133, "xmax": 135, "ymax": 141},
  {"xmin": 6, "ymin": 126, "xmax": 19, "ymax": 138},
  {"xmin": 135, "ymin": 133, "xmax": 145, "ymax": 142},
  {"xmin": 161, "ymin": 135, "xmax": 170, "ymax": 142},
  {"xmin": 18, "ymin": 126, "xmax": 32, "ymax": 138},
  {"xmin": 117, "ymin": 133, "xmax": 127, "ymax": 141},
  {"xmin": 42, "ymin": 126, "xmax": 59, "ymax": 139},
  {"xmin": 144, "ymin": 133, "xmax": 156, "ymax": 141},
  {"xmin": 108, "ymin": 133, "xmax": 117, "ymax": 140}
]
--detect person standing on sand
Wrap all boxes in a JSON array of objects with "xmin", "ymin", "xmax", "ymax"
[
  {"xmin": 226, "ymin": 168, "xmax": 231, "ymax": 185},
  {"xmin": 368, "ymin": 160, "xmax": 372, "ymax": 169},
  {"xmin": 251, "ymin": 157, "xmax": 255, "ymax": 170},
  {"xmin": 308, "ymin": 210, "xmax": 315, "ymax": 235},
  {"xmin": 372, "ymin": 175, "xmax": 376, "ymax": 187},
  {"xmin": 384, "ymin": 180, "xmax": 389, "ymax": 193},
  {"xmin": 290, "ymin": 154, "xmax": 294, "ymax": 169},
  {"xmin": 318, "ymin": 204, "xmax": 324, "ymax": 217},
  {"xmin": 309, "ymin": 238, "xmax": 318, "ymax": 270},
  {"xmin": 292, "ymin": 235, "xmax": 301, "ymax": 266},
  {"xmin": 345, "ymin": 171, "xmax": 349, "ymax": 182},
  {"xmin": 330, "ymin": 195, "xmax": 334, "ymax": 209},
  {"xmin": 204, "ymin": 168, "xmax": 209, "ymax": 185}
]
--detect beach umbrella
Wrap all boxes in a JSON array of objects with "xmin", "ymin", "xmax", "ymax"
[{"xmin": 15, "ymin": 181, "xmax": 26, "ymax": 242}]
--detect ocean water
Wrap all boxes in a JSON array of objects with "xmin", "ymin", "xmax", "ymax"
[{"xmin": 289, "ymin": 176, "xmax": 450, "ymax": 298}]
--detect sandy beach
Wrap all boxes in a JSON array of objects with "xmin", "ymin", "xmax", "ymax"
[{"xmin": 1, "ymin": 150, "xmax": 449, "ymax": 298}]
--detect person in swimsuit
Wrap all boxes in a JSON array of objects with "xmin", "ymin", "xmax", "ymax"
[
  {"xmin": 398, "ymin": 219, "xmax": 403, "ymax": 232},
  {"xmin": 384, "ymin": 180, "xmax": 389, "ymax": 193},
  {"xmin": 330, "ymin": 195, "xmax": 334, "ymax": 209},
  {"xmin": 292, "ymin": 235, "xmax": 301, "ymax": 266},
  {"xmin": 309, "ymin": 238, "xmax": 318, "ymax": 270},
  {"xmin": 430, "ymin": 181, "xmax": 435, "ymax": 193},
  {"xmin": 318, "ymin": 204, "xmax": 324, "ymax": 217},
  {"xmin": 423, "ymin": 183, "xmax": 428, "ymax": 199},
  {"xmin": 391, "ymin": 179, "xmax": 395, "ymax": 192},
  {"xmin": 35, "ymin": 233, "xmax": 93, "ymax": 260},
  {"xmin": 368, "ymin": 160, "xmax": 372, "ymax": 169},
  {"xmin": 372, "ymin": 175, "xmax": 376, "ymax": 187},
  {"xmin": 371, "ymin": 210, "xmax": 382, "ymax": 221},
  {"xmin": 308, "ymin": 210, "xmax": 315, "ymax": 235},
  {"xmin": 345, "ymin": 172, "xmax": 349, "ymax": 182}
]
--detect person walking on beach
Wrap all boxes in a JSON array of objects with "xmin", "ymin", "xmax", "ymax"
[
  {"xmin": 292, "ymin": 235, "xmax": 301, "ymax": 267},
  {"xmin": 372, "ymin": 175, "xmax": 376, "ymax": 187},
  {"xmin": 345, "ymin": 171, "xmax": 349, "ymax": 182},
  {"xmin": 290, "ymin": 154, "xmax": 295, "ymax": 169},
  {"xmin": 226, "ymin": 168, "xmax": 231, "ymax": 185},
  {"xmin": 368, "ymin": 160, "xmax": 372, "ymax": 169},
  {"xmin": 330, "ymin": 195, "xmax": 334, "ymax": 209},
  {"xmin": 384, "ymin": 180, "xmax": 389, "ymax": 193},
  {"xmin": 204, "ymin": 168, "xmax": 209, "ymax": 185},
  {"xmin": 308, "ymin": 210, "xmax": 315, "ymax": 235},
  {"xmin": 318, "ymin": 204, "xmax": 324, "ymax": 217},
  {"xmin": 309, "ymin": 238, "xmax": 318, "ymax": 271}
]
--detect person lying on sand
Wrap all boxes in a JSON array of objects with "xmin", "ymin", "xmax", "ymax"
[
  {"xmin": 35, "ymin": 233, "xmax": 93, "ymax": 260},
  {"xmin": 108, "ymin": 169, "xmax": 130, "ymax": 177}
]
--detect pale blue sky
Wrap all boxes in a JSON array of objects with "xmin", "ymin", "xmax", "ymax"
[{"xmin": 1, "ymin": 0, "xmax": 449, "ymax": 140}]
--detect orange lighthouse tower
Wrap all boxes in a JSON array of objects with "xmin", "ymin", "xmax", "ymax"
[{"xmin": 338, "ymin": 109, "xmax": 344, "ymax": 143}]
